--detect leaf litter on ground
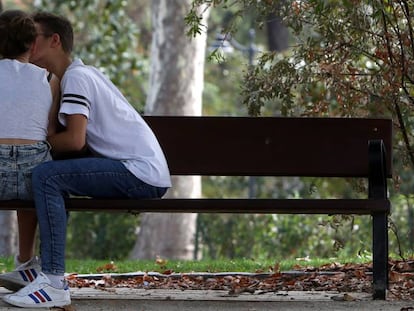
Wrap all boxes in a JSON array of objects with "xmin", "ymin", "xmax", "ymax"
[{"xmin": 65, "ymin": 258, "xmax": 414, "ymax": 301}]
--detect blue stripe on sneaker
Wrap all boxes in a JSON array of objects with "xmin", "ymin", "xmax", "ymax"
[
  {"xmin": 30, "ymin": 269, "xmax": 38, "ymax": 278},
  {"xmin": 19, "ymin": 271, "xmax": 29, "ymax": 282},
  {"xmin": 39, "ymin": 289, "xmax": 52, "ymax": 301},
  {"xmin": 28, "ymin": 293, "xmax": 40, "ymax": 303}
]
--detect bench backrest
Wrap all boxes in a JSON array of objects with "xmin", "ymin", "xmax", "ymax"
[{"xmin": 144, "ymin": 116, "xmax": 393, "ymax": 178}]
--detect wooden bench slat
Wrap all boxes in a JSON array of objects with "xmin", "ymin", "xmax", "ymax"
[
  {"xmin": 0, "ymin": 198, "xmax": 390, "ymax": 214},
  {"xmin": 67, "ymin": 198, "xmax": 391, "ymax": 214},
  {"xmin": 145, "ymin": 116, "xmax": 393, "ymax": 178}
]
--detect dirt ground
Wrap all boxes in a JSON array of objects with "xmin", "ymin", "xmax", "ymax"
[{"xmin": 1, "ymin": 287, "xmax": 412, "ymax": 311}]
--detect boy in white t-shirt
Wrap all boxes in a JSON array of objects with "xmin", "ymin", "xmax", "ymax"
[{"xmin": 3, "ymin": 12, "xmax": 171, "ymax": 309}]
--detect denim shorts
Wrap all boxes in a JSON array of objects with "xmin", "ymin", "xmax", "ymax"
[{"xmin": 0, "ymin": 141, "xmax": 51, "ymax": 200}]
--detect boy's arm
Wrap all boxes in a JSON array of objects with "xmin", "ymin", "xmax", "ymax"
[
  {"xmin": 47, "ymin": 74, "xmax": 61, "ymax": 136},
  {"xmin": 47, "ymin": 114, "xmax": 88, "ymax": 154}
]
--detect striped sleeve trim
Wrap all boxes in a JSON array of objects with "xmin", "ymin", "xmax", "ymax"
[{"xmin": 62, "ymin": 93, "xmax": 91, "ymax": 110}]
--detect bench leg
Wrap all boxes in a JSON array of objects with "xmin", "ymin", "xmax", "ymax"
[{"xmin": 372, "ymin": 213, "xmax": 388, "ymax": 300}]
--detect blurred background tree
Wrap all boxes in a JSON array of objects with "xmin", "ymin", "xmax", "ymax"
[{"xmin": 130, "ymin": 0, "xmax": 209, "ymax": 261}]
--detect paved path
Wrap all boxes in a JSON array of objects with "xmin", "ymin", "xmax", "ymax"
[{"xmin": 0, "ymin": 287, "xmax": 412, "ymax": 310}]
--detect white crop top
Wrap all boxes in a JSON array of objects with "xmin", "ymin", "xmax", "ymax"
[{"xmin": 0, "ymin": 60, "xmax": 52, "ymax": 140}]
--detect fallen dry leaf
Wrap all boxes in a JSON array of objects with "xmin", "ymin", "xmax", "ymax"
[
  {"xmin": 155, "ymin": 256, "xmax": 168, "ymax": 267},
  {"xmin": 96, "ymin": 261, "xmax": 117, "ymax": 273},
  {"xmin": 50, "ymin": 305, "xmax": 75, "ymax": 311},
  {"xmin": 331, "ymin": 293, "xmax": 358, "ymax": 301},
  {"xmin": 390, "ymin": 271, "xmax": 414, "ymax": 283}
]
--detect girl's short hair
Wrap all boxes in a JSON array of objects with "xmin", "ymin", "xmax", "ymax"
[{"xmin": 0, "ymin": 10, "xmax": 37, "ymax": 59}]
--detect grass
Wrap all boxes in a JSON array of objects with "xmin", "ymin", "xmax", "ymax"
[{"xmin": 0, "ymin": 256, "xmax": 373, "ymax": 275}]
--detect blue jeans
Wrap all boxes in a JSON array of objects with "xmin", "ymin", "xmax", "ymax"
[
  {"xmin": 0, "ymin": 142, "xmax": 51, "ymax": 200},
  {"xmin": 32, "ymin": 157, "xmax": 168, "ymax": 275}
]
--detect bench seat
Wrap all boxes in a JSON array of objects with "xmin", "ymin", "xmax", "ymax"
[
  {"xmin": 0, "ymin": 198, "xmax": 391, "ymax": 214},
  {"xmin": 0, "ymin": 116, "xmax": 393, "ymax": 299}
]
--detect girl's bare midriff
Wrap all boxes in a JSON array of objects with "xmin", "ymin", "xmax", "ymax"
[{"xmin": 0, "ymin": 138, "xmax": 40, "ymax": 144}]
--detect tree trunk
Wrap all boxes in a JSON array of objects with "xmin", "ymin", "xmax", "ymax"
[
  {"xmin": 267, "ymin": 12, "xmax": 289, "ymax": 52},
  {"xmin": 130, "ymin": 0, "xmax": 209, "ymax": 259},
  {"xmin": 0, "ymin": 211, "xmax": 18, "ymax": 256}
]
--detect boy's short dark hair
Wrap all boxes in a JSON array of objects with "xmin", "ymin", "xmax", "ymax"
[{"xmin": 32, "ymin": 11, "xmax": 74, "ymax": 53}]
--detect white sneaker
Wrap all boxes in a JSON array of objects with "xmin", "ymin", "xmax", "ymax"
[
  {"xmin": 0, "ymin": 256, "xmax": 41, "ymax": 291},
  {"xmin": 3, "ymin": 272, "xmax": 71, "ymax": 308}
]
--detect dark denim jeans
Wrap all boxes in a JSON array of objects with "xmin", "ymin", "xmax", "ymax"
[{"xmin": 32, "ymin": 157, "xmax": 168, "ymax": 275}]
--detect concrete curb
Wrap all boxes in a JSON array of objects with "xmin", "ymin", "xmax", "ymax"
[{"xmin": 0, "ymin": 287, "xmax": 412, "ymax": 310}]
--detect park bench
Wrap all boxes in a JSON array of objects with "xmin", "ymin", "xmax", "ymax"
[{"xmin": 0, "ymin": 116, "xmax": 392, "ymax": 299}]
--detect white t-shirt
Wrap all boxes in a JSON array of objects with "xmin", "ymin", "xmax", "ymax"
[
  {"xmin": 59, "ymin": 59, "xmax": 171, "ymax": 188},
  {"xmin": 0, "ymin": 60, "xmax": 52, "ymax": 140}
]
